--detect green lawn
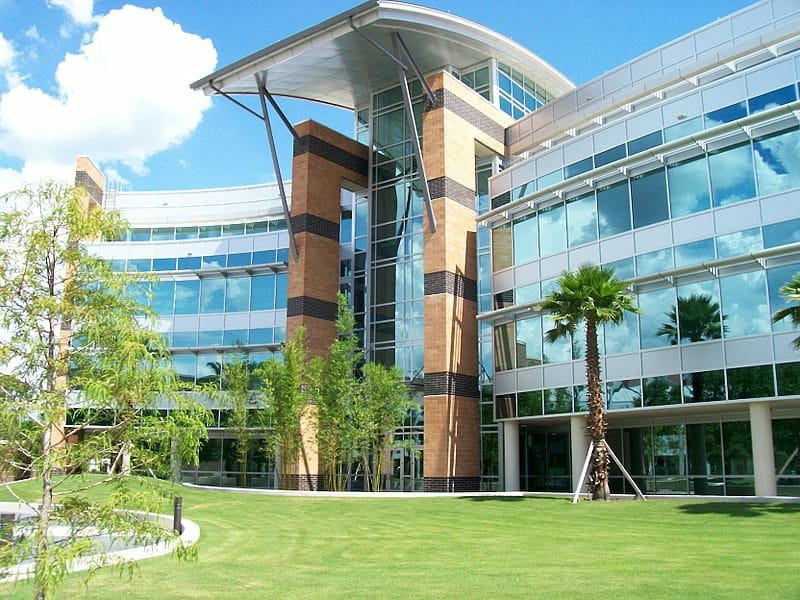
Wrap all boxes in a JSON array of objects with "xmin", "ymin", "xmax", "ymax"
[{"xmin": 2, "ymin": 480, "xmax": 798, "ymax": 599}]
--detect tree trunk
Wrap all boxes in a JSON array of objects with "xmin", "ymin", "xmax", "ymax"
[
  {"xmin": 35, "ymin": 426, "xmax": 54, "ymax": 600},
  {"xmin": 585, "ymin": 319, "xmax": 610, "ymax": 500}
]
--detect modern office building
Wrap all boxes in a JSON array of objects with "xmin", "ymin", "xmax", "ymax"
[{"xmin": 87, "ymin": 0, "xmax": 799, "ymax": 495}]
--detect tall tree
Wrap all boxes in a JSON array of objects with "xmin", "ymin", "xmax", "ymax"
[
  {"xmin": 0, "ymin": 183, "xmax": 207, "ymax": 599},
  {"xmin": 772, "ymin": 272, "xmax": 800, "ymax": 348},
  {"xmin": 258, "ymin": 327, "xmax": 317, "ymax": 489},
  {"xmin": 657, "ymin": 293, "xmax": 726, "ymax": 494},
  {"xmin": 541, "ymin": 264, "xmax": 640, "ymax": 500}
]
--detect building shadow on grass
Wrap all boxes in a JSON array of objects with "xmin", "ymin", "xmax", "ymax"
[
  {"xmin": 677, "ymin": 502, "xmax": 800, "ymax": 518},
  {"xmin": 457, "ymin": 496, "xmax": 527, "ymax": 502}
]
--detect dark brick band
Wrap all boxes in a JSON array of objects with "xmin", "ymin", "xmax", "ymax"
[
  {"xmin": 425, "ymin": 88, "xmax": 505, "ymax": 144},
  {"xmin": 293, "ymin": 135, "xmax": 368, "ymax": 176},
  {"xmin": 428, "ymin": 176, "xmax": 475, "ymax": 210},
  {"xmin": 290, "ymin": 213, "xmax": 339, "ymax": 241},
  {"xmin": 282, "ymin": 474, "xmax": 323, "ymax": 491},
  {"xmin": 424, "ymin": 476, "xmax": 481, "ymax": 492},
  {"xmin": 286, "ymin": 296, "xmax": 338, "ymax": 322},
  {"xmin": 75, "ymin": 171, "xmax": 103, "ymax": 205},
  {"xmin": 424, "ymin": 271, "xmax": 477, "ymax": 302},
  {"xmin": 424, "ymin": 371, "xmax": 480, "ymax": 399}
]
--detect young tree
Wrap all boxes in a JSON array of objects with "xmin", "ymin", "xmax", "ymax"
[
  {"xmin": 0, "ymin": 183, "xmax": 207, "ymax": 599},
  {"xmin": 217, "ymin": 356, "xmax": 268, "ymax": 487},
  {"xmin": 772, "ymin": 272, "xmax": 800, "ymax": 347},
  {"xmin": 258, "ymin": 327, "xmax": 317, "ymax": 489},
  {"xmin": 541, "ymin": 264, "xmax": 640, "ymax": 500}
]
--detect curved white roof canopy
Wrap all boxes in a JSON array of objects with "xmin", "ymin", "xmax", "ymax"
[{"xmin": 191, "ymin": 0, "xmax": 573, "ymax": 109}]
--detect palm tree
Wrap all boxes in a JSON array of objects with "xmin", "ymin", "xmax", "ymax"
[
  {"xmin": 657, "ymin": 293, "xmax": 726, "ymax": 494},
  {"xmin": 541, "ymin": 264, "xmax": 639, "ymax": 500},
  {"xmin": 772, "ymin": 272, "xmax": 800, "ymax": 348}
]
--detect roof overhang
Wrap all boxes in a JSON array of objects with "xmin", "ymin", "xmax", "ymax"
[{"xmin": 191, "ymin": 0, "xmax": 573, "ymax": 110}]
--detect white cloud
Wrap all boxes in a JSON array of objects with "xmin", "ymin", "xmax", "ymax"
[
  {"xmin": 24, "ymin": 25, "xmax": 43, "ymax": 43},
  {"xmin": 48, "ymin": 0, "xmax": 95, "ymax": 26},
  {"xmin": 0, "ymin": 33, "xmax": 14, "ymax": 71},
  {"xmin": 0, "ymin": 5, "xmax": 217, "ymax": 194}
]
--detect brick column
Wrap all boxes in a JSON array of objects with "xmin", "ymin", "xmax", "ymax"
[
  {"xmin": 421, "ymin": 72, "xmax": 512, "ymax": 492},
  {"xmin": 285, "ymin": 121, "xmax": 367, "ymax": 490}
]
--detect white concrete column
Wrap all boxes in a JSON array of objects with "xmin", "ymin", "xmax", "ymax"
[
  {"xmin": 749, "ymin": 402, "xmax": 776, "ymax": 497},
  {"xmin": 502, "ymin": 420, "xmax": 520, "ymax": 492},
  {"xmin": 570, "ymin": 415, "xmax": 590, "ymax": 491}
]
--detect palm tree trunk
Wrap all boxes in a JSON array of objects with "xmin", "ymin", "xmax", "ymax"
[{"xmin": 585, "ymin": 318, "xmax": 610, "ymax": 500}]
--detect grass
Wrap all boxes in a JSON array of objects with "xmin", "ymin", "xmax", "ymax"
[{"xmin": 1, "ymin": 479, "xmax": 798, "ymax": 599}]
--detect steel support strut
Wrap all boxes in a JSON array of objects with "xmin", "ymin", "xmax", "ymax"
[
  {"xmin": 255, "ymin": 73, "xmax": 299, "ymax": 262},
  {"xmin": 391, "ymin": 32, "xmax": 436, "ymax": 233}
]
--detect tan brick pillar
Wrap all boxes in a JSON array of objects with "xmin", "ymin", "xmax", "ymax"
[
  {"xmin": 420, "ymin": 72, "xmax": 512, "ymax": 492},
  {"xmin": 285, "ymin": 121, "xmax": 367, "ymax": 490}
]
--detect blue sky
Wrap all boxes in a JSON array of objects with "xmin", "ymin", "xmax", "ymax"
[{"xmin": 0, "ymin": 0, "xmax": 751, "ymax": 193}]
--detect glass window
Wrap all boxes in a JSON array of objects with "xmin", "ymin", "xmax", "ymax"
[
  {"xmin": 664, "ymin": 116, "xmax": 702, "ymax": 142},
  {"xmin": 564, "ymin": 157, "xmax": 593, "ymax": 179},
  {"xmin": 196, "ymin": 353, "xmax": 222, "ymax": 386},
  {"xmin": 226, "ymin": 252, "xmax": 251, "ymax": 268},
  {"xmin": 126, "ymin": 258, "xmax": 151, "ymax": 273},
  {"xmin": 764, "ymin": 218, "xmax": 800, "ymax": 249},
  {"xmin": 704, "ymin": 102, "xmax": 746, "ymax": 128},
  {"xmin": 516, "ymin": 283, "xmax": 540, "ymax": 304},
  {"xmin": 171, "ymin": 331, "xmax": 197, "ymax": 348},
  {"xmin": 627, "ymin": 130, "xmax": 663, "ymax": 155},
  {"xmin": 639, "ymin": 287, "xmax": 676, "ymax": 349},
  {"xmin": 511, "ymin": 182, "xmax": 534, "ymax": 201},
  {"xmin": 727, "ymin": 365, "xmax": 774, "ymax": 399},
  {"xmin": 225, "ymin": 277, "xmax": 250, "ymax": 313},
  {"xmin": 252, "ymin": 250, "xmax": 277, "ymax": 265},
  {"xmin": 248, "ymin": 328, "xmax": 274, "ymax": 345},
  {"xmin": 597, "ymin": 181, "xmax": 631, "ymax": 238},
  {"xmin": 768, "ymin": 263, "xmax": 800, "ymax": 333},
  {"xmin": 643, "ymin": 375, "xmax": 682, "ymax": 406},
  {"xmin": 518, "ymin": 390, "xmax": 543, "ymax": 416},
  {"xmin": 151, "ymin": 227, "xmax": 174, "ymax": 241},
  {"xmin": 709, "ymin": 143, "xmax": 756, "ymax": 207},
  {"xmin": 607, "ymin": 379, "xmax": 641, "ymax": 410},
  {"xmin": 544, "ymin": 387, "xmax": 573, "ymax": 414},
  {"xmin": 494, "ymin": 323, "xmax": 515, "ymax": 372},
  {"xmin": 491, "ymin": 191, "xmax": 511, "ymax": 210},
  {"xmin": 222, "ymin": 223, "xmax": 245, "ymax": 237},
  {"xmin": 606, "ymin": 258, "xmax": 634, "ymax": 280},
  {"xmin": 269, "ymin": 218, "xmax": 287, "ymax": 232},
  {"xmin": 276, "ymin": 248, "xmax": 289, "ymax": 263},
  {"xmin": 246, "ymin": 221, "xmax": 268, "ymax": 234},
  {"xmin": 198, "ymin": 330, "xmax": 222, "ymax": 346},
  {"xmin": 275, "ymin": 273, "xmax": 288, "ymax": 309},
  {"xmin": 683, "ymin": 369, "xmax": 725, "ymax": 403},
  {"xmin": 175, "ymin": 226, "xmax": 198, "ymax": 240},
  {"xmin": 494, "ymin": 290, "xmax": 513, "ymax": 310},
  {"xmin": 667, "ymin": 155, "xmax": 710, "ymax": 218},
  {"xmin": 200, "ymin": 278, "xmax": 225, "ymax": 314},
  {"xmin": 722, "ymin": 422, "xmax": 754, "ymax": 492},
  {"xmin": 250, "ymin": 274, "xmax": 275, "ymax": 311},
  {"xmin": 223, "ymin": 329, "xmax": 248, "ymax": 346},
  {"xmin": 538, "ymin": 204, "xmax": 566, "ymax": 256},
  {"xmin": 150, "ymin": 280, "xmax": 175, "ymax": 315},
  {"xmin": 513, "ymin": 214, "xmax": 538, "ymax": 264},
  {"xmin": 674, "ymin": 239, "xmax": 715, "ymax": 267},
  {"xmin": 199, "ymin": 225, "xmax": 222, "ymax": 239},
  {"xmin": 172, "ymin": 355, "xmax": 196, "ymax": 383},
  {"xmin": 631, "ymin": 169, "xmax": 668, "ymax": 229},
  {"xmin": 495, "ymin": 394, "xmax": 516, "ymax": 419},
  {"xmin": 152, "ymin": 257, "xmax": 176, "ymax": 271},
  {"xmin": 174, "ymin": 280, "xmax": 200, "ymax": 315},
  {"xmin": 516, "ymin": 317, "xmax": 542, "ymax": 367},
  {"xmin": 177, "ymin": 256, "xmax": 201, "ymax": 270},
  {"xmin": 340, "ymin": 209, "xmax": 353, "ymax": 244},
  {"xmin": 543, "ymin": 328, "xmax": 571, "ymax": 363},
  {"xmin": 720, "ymin": 270, "xmax": 770, "ymax": 337},
  {"xmin": 753, "ymin": 126, "xmax": 800, "ymax": 196},
  {"xmin": 274, "ymin": 327, "xmax": 286, "ymax": 343},
  {"xmin": 595, "ymin": 144, "xmax": 625, "ymax": 167},
  {"xmin": 536, "ymin": 170, "xmax": 563, "ymax": 191},
  {"xmin": 748, "ymin": 84, "xmax": 796, "ymax": 115},
  {"xmin": 604, "ymin": 309, "xmax": 639, "ymax": 355},
  {"xmin": 672, "ymin": 280, "xmax": 724, "ymax": 344},
  {"xmin": 492, "ymin": 223, "xmax": 513, "ymax": 271},
  {"xmin": 129, "ymin": 228, "xmax": 151, "ymax": 242},
  {"xmin": 636, "ymin": 248, "xmax": 673, "ymax": 276},
  {"xmin": 202, "ymin": 255, "xmax": 225, "ymax": 270},
  {"xmin": 776, "ymin": 362, "xmax": 800, "ymax": 396},
  {"xmin": 716, "ymin": 228, "xmax": 762, "ymax": 259},
  {"xmin": 566, "ymin": 193, "xmax": 597, "ymax": 247}
]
